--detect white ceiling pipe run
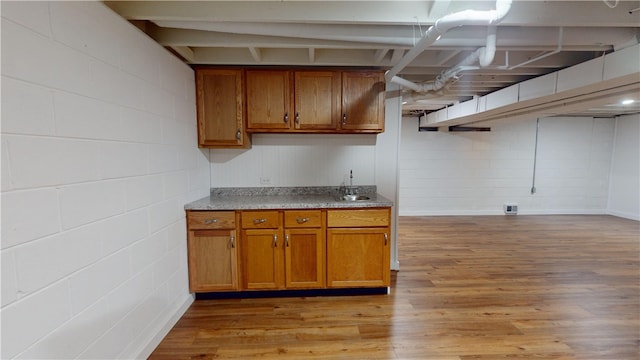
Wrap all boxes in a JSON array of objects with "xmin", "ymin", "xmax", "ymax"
[
  {"xmin": 479, "ymin": 25, "xmax": 497, "ymax": 67},
  {"xmin": 392, "ymin": 25, "xmax": 499, "ymax": 93},
  {"xmin": 427, "ymin": 25, "xmax": 499, "ymax": 91},
  {"xmin": 386, "ymin": 0, "xmax": 512, "ymax": 89}
]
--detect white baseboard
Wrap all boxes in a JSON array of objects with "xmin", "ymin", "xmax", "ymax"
[
  {"xmin": 606, "ymin": 209, "xmax": 640, "ymax": 221},
  {"xmin": 399, "ymin": 209, "xmax": 608, "ymax": 217},
  {"xmin": 133, "ymin": 293, "xmax": 195, "ymax": 359}
]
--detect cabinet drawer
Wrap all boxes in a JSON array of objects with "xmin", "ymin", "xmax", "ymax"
[
  {"xmin": 284, "ymin": 210, "xmax": 323, "ymax": 228},
  {"xmin": 327, "ymin": 209, "xmax": 390, "ymax": 228},
  {"xmin": 188, "ymin": 211, "xmax": 236, "ymax": 230},
  {"xmin": 241, "ymin": 211, "xmax": 281, "ymax": 229}
]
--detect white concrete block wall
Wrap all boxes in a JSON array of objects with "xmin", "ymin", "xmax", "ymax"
[
  {"xmin": 399, "ymin": 116, "xmax": 616, "ymax": 215},
  {"xmin": 608, "ymin": 114, "xmax": 640, "ymax": 220},
  {"xmin": 210, "ymin": 134, "xmax": 379, "ymax": 187},
  {"xmin": 1, "ymin": 2, "xmax": 209, "ymax": 359}
]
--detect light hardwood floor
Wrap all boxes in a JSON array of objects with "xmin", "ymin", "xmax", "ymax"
[{"xmin": 149, "ymin": 215, "xmax": 640, "ymax": 359}]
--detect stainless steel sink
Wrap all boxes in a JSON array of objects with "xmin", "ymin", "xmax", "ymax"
[{"xmin": 340, "ymin": 195, "xmax": 371, "ymax": 201}]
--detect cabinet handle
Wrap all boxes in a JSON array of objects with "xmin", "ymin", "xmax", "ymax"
[
  {"xmin": 295, "ymin": 112, "xmax": 300, "ymax": 126},
  {"xmin": 284, "ymin": 112, "xmax": 289, "ymax": 124},
  {"xmin": 384, "ymin": 233, "xmax": 388, "ymax": 246},
  {"xmin": 204, "ymin": 219, "xmax": 218, "ymax": 224},
  {"xmin": 342, "ymin": 113, "xmax": 347, "ymax": 125},
  {"xmin": 273, "ymin": 234, "xmax": 278, "ymax": 247},
  {"xmin": 253, "ymin": 218, "xmax": 267, "ymax": 225},
  {"xmin": 236, "ymin": 129, "xmax": 241, "ymax": 141},
  {"xmin": 285, "ymin": 234, "xmax": 290, "ymax": 247},
  {"xmin": 230, "ymin": 235, "xmax": 235, "ymax": 248},
  {"xmin": 296, "ymin": 217, "xmax": 309, "ymax": 224}
]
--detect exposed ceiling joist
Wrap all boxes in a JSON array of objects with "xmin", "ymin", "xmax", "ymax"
[{"xmin": 105, "ymin": 0, "xmax": 640, "ymax": 118}]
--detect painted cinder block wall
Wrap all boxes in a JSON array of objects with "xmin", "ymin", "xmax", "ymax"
[
  {"xmin": 1, "ymin": 2, "xmax": 209, "ymax": 359},
  {"xmin": 2, "ymin": 2, "xmax": 638, "ymax": 360},
  {"xmin": 399, "ymin": 115, "xmax": 639, "ymax": 220},
  {"xmin": 608, "ymin": 113, "xmax": 640, "ymax": 220}
]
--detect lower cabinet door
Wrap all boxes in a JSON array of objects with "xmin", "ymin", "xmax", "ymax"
[
  {"xmin": 188, "ymin": 229, "xmax": 239, "ymax": 292},
  {"xmin": 285, "ymin": 228, "xmax": 326, "ymax": 289},
  {"xmin": 241, "ymin": 229, "xmax": 284, "ymax": 289},
  {"xmin": 326, "ymin": 228, "xmax": 390, "ymax": 288}
]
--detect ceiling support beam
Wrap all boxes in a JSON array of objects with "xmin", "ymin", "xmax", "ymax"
[
  {"xmin": 249, "ymin": 47, "xmax": 262, "ymax": 62},
  {"xmin": 374, "ymin": 49, "xmax": 389, "ymax": 63},
  {"xmin": 309, "ymin": 48, "xmax": 316, "ymax": 63},
  {"xmin": 169, "ymin": 46, "xmax": 195, "ymax": 62},
  {"xmin": 105, "ymin": 1, "xmax": 640, "ymax": 28},
  {"xmin": 428, "ymin": 0, "xmax": 452, "ymax": 18},
  {"xmin": 435, "ymin": 50, "xmax": 462, "ymax": 66},
  {"xmin": 390, "ymin": 49, "xmax": 405, "ymax": 64}
]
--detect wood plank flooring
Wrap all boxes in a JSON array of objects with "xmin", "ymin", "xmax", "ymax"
[{"xmin": 149, "ymin": 215, "xmax": 640, "ymax": 359}]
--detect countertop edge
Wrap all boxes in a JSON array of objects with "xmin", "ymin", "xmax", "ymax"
[{"xmin": 184, "ymin": 192, "xmax": 393, "ymax": 211}]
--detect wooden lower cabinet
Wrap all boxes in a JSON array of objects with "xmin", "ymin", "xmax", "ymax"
[
  {"xmin": 187, "ymin": 208, "xmax": 390, "ymax": 294},
  {"xmin": 326, "ymin": 208, "xmax": 391, "ymax": 288},
  {"xmin": 285, "ymin": 228, "xmax": 325, "ymax": 288},
  {"xmin": 284, "ymin": 210, "xmax": 326, "ymax": 288},
  {"xmin": 187, "ymin": 211, "xmax": 240, "ymax": 292},
  {"xmin": 241, "ymin": 228, "xmax": 284, "ymax": 289},
  {"xmin": 326, "ymin": 228, "xmax": 390, "ymax": 288},
  {"xmin": 240, "ymin": 210, "xmax": 326, "ymax": 290}
]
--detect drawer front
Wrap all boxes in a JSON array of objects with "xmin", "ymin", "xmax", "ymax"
[
  {"xmin": 327, "ymin": 208, "xmax": 390, "ymax": 228},
  {"xmin": 241, "ymin": 211, "xmax": 281, "ymax": 229},
  {"xmin": 284, "ymin": 210, "xmax": 323, "ymax": 228},
  {"xmin": 188, "ymin": 211, "xmax": 236, "ymax": 230}
]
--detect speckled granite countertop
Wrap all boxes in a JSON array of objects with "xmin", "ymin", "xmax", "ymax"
[{"xmin": 185, "ymin": 186, "xmax": 393, "ymax": 210}]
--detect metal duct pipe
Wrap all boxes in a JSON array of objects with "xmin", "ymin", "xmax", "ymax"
[
  {"xmin": 384, "ymin": 26, "xmax": 440, "ymax": 82},
  {"xmin": 387, "ymin": 0, "xmax": 512, "ymax": 89},
  {"xmin": 395, "ymin": 26, "xmax": 500, "ymax": 93},
  {"xmin": 479, "ymin": 25, "xmax": 497, "ymax": 67}
]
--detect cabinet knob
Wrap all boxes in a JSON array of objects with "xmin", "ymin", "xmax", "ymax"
[
  {"xmin": 236, "ymin": 129, "xmax": 241, "ymax": 141},
  {"xmin": 342, "ymin": 113, "xmax": 347, "ymax": 125},
  {"xmin": 253, "ymin": 218, "xmax": 267, "ymax": 225},
  {"xmin": 384, "ymin": 233, "xmax": 388, "ymax": 246},
  {"xmin": 285, "ymin": 234, "xmax": 290, "ymax": 247},
  {"xmin": 296, "ymin": 217, "xmax": 309, "ymax": 224},
  {"xmin": 230, "ymin": 235, "xmax": 235, "ymax": 248},
  {"xmin": 284, "ymin": 112, "xmax": 289, "ymax": 124},
  {"xmin": 295, "ymin": 112, "xmax": 300, "ymax": 126},
  {"xmin": 273, "ymin": 234, "xmax": 278, "ymax": 247},
  {"xmin": 204, "ymin": 219, "xmax": 218, "ymax": 224}
]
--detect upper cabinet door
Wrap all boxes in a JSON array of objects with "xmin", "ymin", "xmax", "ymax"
[
  {"xmin": 341, "ymin": 71, "xmax": 385, "ymax": 132},
  {"xmin": 294, "ymin": 71, "xmax": 341, "ymax": 131},
  {"xmin": 195, "ymin": 69, "xmax": 249, "ymax": 148},
  {"xmin": 246, "ymin": 70, "xmax": 293, "ymax": 131}
]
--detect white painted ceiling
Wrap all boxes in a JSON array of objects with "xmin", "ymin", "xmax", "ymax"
[{"xmin": 105, "ymin": 0, "xmax": 640, "ymax": 118}]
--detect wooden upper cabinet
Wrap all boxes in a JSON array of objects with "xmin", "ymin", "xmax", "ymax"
[
  {"xmin": 294, "ymin": 71, "xmax": 341, "ymax": 131},
  {"xmin": 196, "ymin": 67, "xmax": 385, "ymax": 139},
  {"xmin": 195, "ymin": 68, "xmax": 249, "ymax": 148},
  {"xmin": 246, "ymin": 70, "xmax": 293, "ymax": 131},
  {"xmin": 341, "ymin": 71, "xmax": 385, "ymax": 132}
]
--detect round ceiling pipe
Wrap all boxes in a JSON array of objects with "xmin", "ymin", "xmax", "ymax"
[{"xmin": 386, "ymin": 0, "xmax": 512, "ymax": 91}]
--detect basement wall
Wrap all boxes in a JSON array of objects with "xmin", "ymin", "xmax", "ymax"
[
  {"xmin": 1, "ymin": 2, "xmax": 209, "ymax": 359},
  {"xmin": 608, "ymin": 113, "xmax": 640, "ymax": 220},
  {"xmin": 399, "ymin": 116, "xmax": 620, "ymax": 216}
]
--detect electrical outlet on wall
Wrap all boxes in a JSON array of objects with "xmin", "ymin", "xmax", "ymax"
[
  {"xmin": 260, "ymin": 177, "xmax": 272, "ymax": 185},
  {"xmin": 503, "ymin": 203, "xmax": 518, "ymax": 215}
]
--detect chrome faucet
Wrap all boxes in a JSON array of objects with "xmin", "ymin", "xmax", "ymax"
[{"xmin": 344, "ymin": 170, "xmax": 358, "ymax": 196}]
